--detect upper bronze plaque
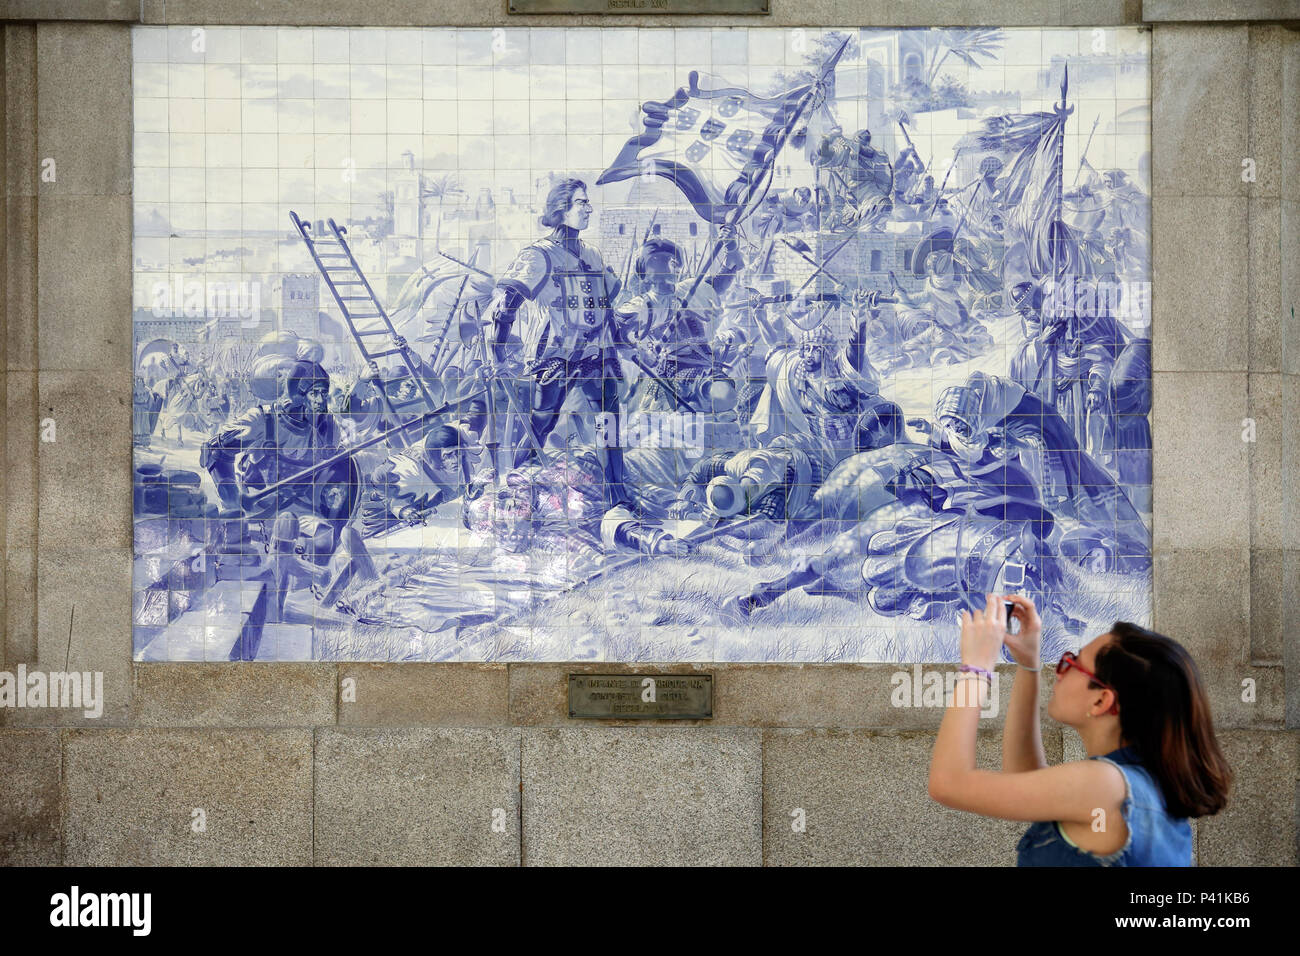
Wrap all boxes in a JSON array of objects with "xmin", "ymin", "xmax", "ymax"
[{"xmin": 509, "ymin": 0, "xmax": 769, "ymax": 13}]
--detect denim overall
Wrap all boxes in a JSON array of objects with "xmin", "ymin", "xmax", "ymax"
[{"xmin": 1017, "ymin": 745, "xmax": 1194, "ymax": 866}]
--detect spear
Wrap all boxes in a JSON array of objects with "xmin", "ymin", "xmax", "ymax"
[
  {"xmin": 928, "ymin": 147, "xmax": 963, "ymax": 219},
  {"xmin": 240, "ymin": 388, "xmax": 488, "ymax": 508},
  {"xmin": 1072, "ymin": 115, "xmax": 1100, "ymax": 187},
  {"xmin": 488, "ymin": 512, "xmax": 772, "ymax": 628},
  {"xmin": 427, "ymin": 248, "xmax": 478, "ymax": 373}
]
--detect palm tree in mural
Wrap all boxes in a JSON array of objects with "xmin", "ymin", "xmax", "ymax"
[
  {"xmin": 420, "ymin": 172, "xmax": 463, "ymax": 209},
  {"xmin": 925, "ymin": 28, "xmax": 1006, "ymax": 85},
  {"xmin": 420, "ymin": 172, "xmax": 463, "ymax": 248}
]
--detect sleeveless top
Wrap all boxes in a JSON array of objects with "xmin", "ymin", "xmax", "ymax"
[{"xmin": 1016, "ymin": 745, "xmax": 1193, "ymax": 867}]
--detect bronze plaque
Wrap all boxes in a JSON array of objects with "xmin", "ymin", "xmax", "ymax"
[
  {"xmin": 509, "ymin": 0, "xmax": 769, "ymax": 14},
  {"xmin": 568, "ymin": 674, "xmax": 713, "ymax": 719}
]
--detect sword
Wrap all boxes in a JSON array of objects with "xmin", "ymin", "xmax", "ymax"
[
  {"xmin": 488, "ymin": 512, "xmax": 772, "ymax": 628},
  {"xmin": 478, "ymin": 326, "xmax": 551, "ymax": 473}
]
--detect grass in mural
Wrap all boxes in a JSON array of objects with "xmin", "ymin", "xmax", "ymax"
[{"xmin": 315, "ymin": 534, "xmax": 1149, "ymax": 662}]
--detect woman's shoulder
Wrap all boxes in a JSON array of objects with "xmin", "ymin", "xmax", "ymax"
[{"xmin": 1065, "ymin": 752, "xmax": 1131, "ymax": 804}]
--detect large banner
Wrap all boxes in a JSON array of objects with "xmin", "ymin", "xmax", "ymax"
[{"xmin": 130, "ymin": 26, "xmax": 1153, "ymax": 662}]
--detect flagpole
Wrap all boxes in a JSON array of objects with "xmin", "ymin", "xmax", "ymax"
[
  {"xmin": 676, "ymin": 34, "xmax": 853, "ymax": 313},
  {"xmin": 1052, "ymin": 66, "xmax": 1069, "ymax": 333},
  {"xmin": 1056, "ymin": 66, "xmax": 1067, "ymax": 231}
]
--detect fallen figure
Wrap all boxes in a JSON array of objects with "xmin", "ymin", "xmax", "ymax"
[{"xmin": 722, "ymin": 441, "xmax": 1088, "ymax": 635}]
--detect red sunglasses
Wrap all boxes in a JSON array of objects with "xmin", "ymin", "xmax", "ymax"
[{"xmin": 1056, "ymin": 651, "xmax": 1120, "ymax": 715}]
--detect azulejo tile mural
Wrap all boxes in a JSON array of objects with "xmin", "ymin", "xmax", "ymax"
[{"xmin": 130, "ymin": 26, "xmax": 1153, "ymax": 663}]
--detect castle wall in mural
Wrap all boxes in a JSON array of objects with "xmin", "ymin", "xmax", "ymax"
[{"xmin": 131, "ymin": 26, "xmax": 1153, "ymax": 662}]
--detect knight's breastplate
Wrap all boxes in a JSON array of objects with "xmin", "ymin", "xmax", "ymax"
[
  {"xmin": 260, "ymin": 416, "xmax": 330, "ymax": 483},
  {"xmin": 539, "ymin": 243, "xmax": 614, "ymax": 354}
]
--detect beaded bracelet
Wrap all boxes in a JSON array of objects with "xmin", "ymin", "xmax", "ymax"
[{"xmin": 957, "ymin": 664, "xmax": 994, "ymax": 683}]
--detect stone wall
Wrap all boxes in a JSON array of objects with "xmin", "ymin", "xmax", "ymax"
[{"xmin": 2, "ymin": 0, "xmax": 1297, "ymax": 866}]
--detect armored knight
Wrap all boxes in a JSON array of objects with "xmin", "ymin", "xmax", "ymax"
[
  {"xmin": 614, "ymin": 233, "xmax": 742, "ymax": 415},
  {"xmin": 483, "ymin": 178, "xmax": 630, "ymax": 507}
]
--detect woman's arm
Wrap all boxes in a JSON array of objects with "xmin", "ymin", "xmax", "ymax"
[
  {"xmin": 1001, "ymin": 594, "xmax": 1046, "ymax": 773},
  {"xmin": 928, "ymin": 594, "xmax": 1125, "ymax": 823},
  {"xmin": 1001, "ymin": 670, "xmax": 1045, "ymax": 773}
]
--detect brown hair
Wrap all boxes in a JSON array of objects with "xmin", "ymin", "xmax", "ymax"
[{"xmin": 1094, "ymin": 622, "xmax": 1232, "ymax": 818}]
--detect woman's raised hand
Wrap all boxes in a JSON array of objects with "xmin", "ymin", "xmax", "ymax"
[
  {"xmin": 959, "ymin": 594, "xmax": 1008, "ymax": 671},
  {"xmin": 1002, "ymin": 594, "xmax": 1043, "ymax": 670}
]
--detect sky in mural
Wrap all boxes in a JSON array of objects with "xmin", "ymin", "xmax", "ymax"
[{"xmin": 130, "ymin": 26, "xmax": 1153, "ymax": 663}]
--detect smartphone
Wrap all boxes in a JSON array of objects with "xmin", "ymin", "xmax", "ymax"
[{"xmin": 1004, "ymin": 600, "xmax": 1018, "ymax": 634}]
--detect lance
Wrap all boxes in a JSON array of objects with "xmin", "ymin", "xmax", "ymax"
[
  {"xmin": 619, "ymin": 223, "xmax": 641, "ymax": 291},
  {"xmin": 1053, "ymin": 66, "xmax": 1072, "ymax": 338},
  {"xmin": 756, "ymin": 290, "xmax": 846, "ymax": 307},
  {"xmin": 620, "ymin": 209, "xmax": 660, "ymax": 291},
  {"xmin": 241, "ymin": 387, "xmax": 488, "ymax": 506},
  {"xmin": 1072, "ymin": 115, "xmax": 1100, "ymax": 187},
  {"xmin": 795, "ymin": 233, "xmax": 856, "ymax": 294},
  {"xmin": 674, "ymin": 35, "xmax": 853, "ymax": 315},
  {"xmin": 438, "ymin": 250, "xmax": 493, "ymax": 280},
  {"xmin": 928, "ymin": 147, "xmax": 963, "ymax": 219},
  {"xmin": 490, "ymin": 512, "xmax": 773, "ymax": 628},
  {"xmin": 567, "ymin": 512, "xmax": 770, "ymax": 592},
  {"xmin": 626, "ymin": 350, "xmax": 697, "ymax": 412},
  {"xmin": 757, "ymin": 237, "xmax": 778, "ymax": 277}
]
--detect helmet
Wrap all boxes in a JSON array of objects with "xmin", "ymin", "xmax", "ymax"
[
  {"xmin": 1009, "ymin": 281, "xmax": 1043, "ymax": 313},
  {"xmin": 280, "ymin": 360, "xmax": 329, "ymax": 400}
]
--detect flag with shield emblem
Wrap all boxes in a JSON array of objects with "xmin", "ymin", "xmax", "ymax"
[{"xmin": 597, "ymin": 71, "xmax": 818, "ymax": 225}]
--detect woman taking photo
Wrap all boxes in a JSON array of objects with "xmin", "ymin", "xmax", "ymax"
[{"xmin": 928, "ymin": 594, "xmax": 1232, "ymax": 866}]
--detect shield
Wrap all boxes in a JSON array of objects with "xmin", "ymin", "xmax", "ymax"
[
  {"xmin": 312, "ymin": 454, "xmax": 362, "ymax": 521},
  {"xmin": 909, "ymin": 228, "xmax": 956, "ymax": 277}
]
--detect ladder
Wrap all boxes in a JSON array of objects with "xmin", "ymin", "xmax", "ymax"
[{"xmin": 290, "ymin": 211, "xmax": 440, "ymax": 448}]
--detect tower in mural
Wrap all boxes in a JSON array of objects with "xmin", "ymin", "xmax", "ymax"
[
  {"xmin": 393, "ymin": 151, "xmax": 424, "ymax": 258},
  {"xmin": 280, "ymin": 273, "xmax": 320, "ymax": 339}
]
